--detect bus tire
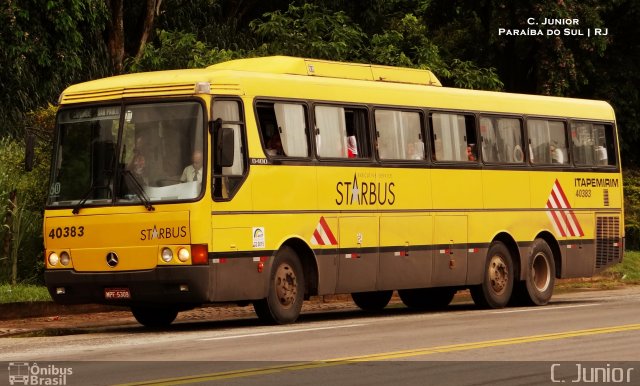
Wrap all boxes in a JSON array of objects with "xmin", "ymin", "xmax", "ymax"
[
  {"xmin": 131, "ymin": 306, "xmax": 178, "ymax": 328},
  {"xmin": 398, "ymin": 288, "xmax": 456, "ymax": 310},
  {"xmin": 253, "ymin": 246, "xmax": 304, "ymax": 325},
  {"xmin": 351, "ymin": 290, "xmax": 393, "ymax": 312},
  {"xmin": 513, "ymin": 239, "xmax": 555, "ymax": 306},
  {"xmin": 470, "ymin": 241, "xmax": 514, "ymax": 309}
]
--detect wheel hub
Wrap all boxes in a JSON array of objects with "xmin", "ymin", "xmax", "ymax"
[
  {"xmin": 532, "ymin": 252, "xmax": 551, "ymax": 292},
  {"xmin": 275, "ymin": 263, "xmax": 297, "ymax": 309},
  {"xmin": 489, "ymin": 255, "xmax": 508, "ymax": 295}
]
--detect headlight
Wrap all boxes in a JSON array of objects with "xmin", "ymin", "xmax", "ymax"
[
  {"xmin": 60, "ymin": 251, "xmax": 70, "ymax": 266},
  {"xmin": 48, "ymin": 252, "xmax": 60, "ymax": 266},
  {"xmin": 161, "ymin": 247, "xmax": 173, "ymax": 262},
  {"xmin": 177, "ymin": 247, "xmax": 190, "ymax": 262}
]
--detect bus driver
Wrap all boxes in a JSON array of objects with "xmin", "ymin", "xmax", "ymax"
[{"xmin": 181, "ymin": 150, "xmax": 203, "ymax": 182}]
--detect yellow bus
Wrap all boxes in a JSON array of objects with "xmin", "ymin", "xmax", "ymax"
[{"xmin": 44, "ymin": 56, "xmax": 624, "ymax": 326}]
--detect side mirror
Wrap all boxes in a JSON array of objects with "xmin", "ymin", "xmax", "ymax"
[
  {"xmin": 24, "ymin": 133, "xmax": 35, "ymax": 172},
  {"xmin": 216, "ymin": 127, "xmax": 235, "ymax": 168},
  {"xmin": 210, "ymin": 118, "xmax": 223, "ymax": 134}
]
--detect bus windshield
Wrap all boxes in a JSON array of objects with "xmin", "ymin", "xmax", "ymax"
[{"xmin": 48, "ymin": 101, "xmax": 205, "ymax": 208}]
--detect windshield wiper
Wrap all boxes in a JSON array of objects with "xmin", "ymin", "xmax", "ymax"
[
  {"xmin": 122, "ymin": 169, "xmax": 155, "ymax": 211},
  {"xmin": 72, "ymin": 183, "xmax": 112, "ymax": 215}
]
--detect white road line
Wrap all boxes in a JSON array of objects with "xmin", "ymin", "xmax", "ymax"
[
  {"xmin": 200, "ymin": 323, "xmax": 366, "ymax": 341},
  {"xmin": 491, "ymin": 303, "xmax": 600, "ymax": 314}
]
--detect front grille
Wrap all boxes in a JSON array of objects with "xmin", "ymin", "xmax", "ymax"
[{"xmin": 596, "ymin": 216, "xmax": 620, "ymax": 269}]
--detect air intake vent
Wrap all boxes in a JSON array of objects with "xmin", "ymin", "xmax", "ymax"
[{"xmin": 595, "ymin": 216, "xmax": 620, "ymax": 269}]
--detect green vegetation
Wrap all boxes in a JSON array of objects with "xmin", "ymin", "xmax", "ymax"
[
  {"xmin": 557, "ymin": 250, "xmax": 640, "ymax": 290},
  {"xmin": 607, "ymin": 250, "xmax": 640, "ymax": 282},
  {"xmin": 0, "ymin": 284, "xmax": 51, "ymax": 303},
  {"xmin": 623, "ymin": 170, "xmax": 640, "ymax": 250}
]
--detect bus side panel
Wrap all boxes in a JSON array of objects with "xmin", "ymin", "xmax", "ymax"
[
  {"xmin": 483, "ymin": 170, "xmax": 531, "ymax": 209},
  {"xmin": 335, "ymin": 216, "xmax": 379, "ymax": 293},
  {"xmin": 378, "ymin": 215, "xmax": 433, "ymax": 290},
  {"xmin": 316, "ymin": 247, "xmax": 339, "ymax": 295},
  {"xmin": 561, "ymin": 212, "xmax": 596, "ymax": 278},
  {"xmin": 209, "ymin": 226, "xmax": 269, "ymax": 301},
  {"xmin": 562, "ymin": 240, "xmax": 596, "ymax": 278},
  {"xmin": 431, "ymin": 215, "xmax": 468, "ymax": 287}
]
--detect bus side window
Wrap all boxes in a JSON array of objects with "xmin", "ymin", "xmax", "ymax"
[
  {"xmin": 430, "ymin": 112, "xmax": 475, "ymax": 162},
  {"xmin": 375, "ymin": 110, "xmax": 424, "ymax": 160},
  {"xmin": 256, "ymin": 103, "xmax": 279, "ymax": 156},
  {"xmin": 315, "ymin": 105, "xmax": 369, "ymax": 159},
  {"xmin": 213, "ymin": 100, "xmax": 246, "ymax": 199},
  {"xmin": 481, "ymin": 116, "xmax": 524, "ymax": 163},
  {"xmin": 528, "ymin": 119, "xmax": 568, "ymax": 165},
  {"xmin": 571, "ymin": 122, "xmax": 616, "ymax": 166}
]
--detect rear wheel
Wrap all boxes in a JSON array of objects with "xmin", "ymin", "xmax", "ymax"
[
  {"xmin": 470, "ymin": 241, "xmax": 514, "ymax": 309},
  {"xmin": 131, "ymin": 306, "xmax": 178, "ymax": 328},
  {"xmin": 512, "ymin": 239, "xmax": 555, "ymax": 306},
  {"xmin": 399, "ymin": 287, "xmax": 456, "ymax": 310},
  {"xmin": 253, "ymin": 246, "xmax": 305, "ymax": 324},
  {"xmin": 351, "ymin": 290, "xmax": 393, "ymax": 312}
]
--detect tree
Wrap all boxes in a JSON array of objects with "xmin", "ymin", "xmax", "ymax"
[
  {"xmin": 106, "ymin": 0, "xmax": 163, "ymax": 73},
  {"xmin": 426, "ymin": 0, "xmax": 608, "ymax": 95},
  {"xmin": 588, "ymin": 0, "xmax": 640, "ymax": 165},
  {"xmin": 250, "ymin": 4, "xmax": 502, "ymax": 90},
  {"xmin": 0, "ymin": 0, "xmax": 109, "ymax": 135},
  {"xmin": 250, "ymin": 3, "xmax": 366, "ymax": 61}
]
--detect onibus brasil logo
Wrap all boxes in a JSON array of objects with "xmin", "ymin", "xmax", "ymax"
[{"xmin": 8, "ymin": 362, "xmax": 73, "ymax": 385}]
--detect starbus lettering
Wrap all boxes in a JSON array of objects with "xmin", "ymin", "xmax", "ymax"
[
  {"xmin": 574, "ymin": 178, "xmax": 619, "ymax": 188},
  {"xmin": 140, "ymin": 225, "xmax": 187, "ymax": 241},
  {"xmin": 335, "ymin": 174, "xmax": 396, "ymax": 206}
]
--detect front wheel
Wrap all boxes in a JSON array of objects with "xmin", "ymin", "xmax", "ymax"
[
  {"xmin": 352, "ymin": 291, "xmax": 393, "ymax": 312},
  {"xmin": 131, "ymin": 306, "xmax": 178, "ymax": 328},
  {"xmin": 253, "ymin": 246, "xmax": 305, "ymax": 324},
  {"xmin": 470, "ymin": 241, "xmax": 514, "ymax": 309},
  {"xmin": 512, "ymin": 239, "xmax": 556, "ymax": 306}
]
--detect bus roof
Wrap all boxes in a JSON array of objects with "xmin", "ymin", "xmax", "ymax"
[{"xmin": 59, "ymin": 56, "xmax": 615, "ymax": 121}]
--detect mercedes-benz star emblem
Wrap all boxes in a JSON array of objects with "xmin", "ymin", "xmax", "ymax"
[{"xmin": 106, "ymin": 252, "xmax": 119, "ymax": 268}]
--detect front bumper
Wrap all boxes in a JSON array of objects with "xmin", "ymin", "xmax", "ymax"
[{"xmin": 45, "ymin": 266, "xmax": 210, "ymax": 307}]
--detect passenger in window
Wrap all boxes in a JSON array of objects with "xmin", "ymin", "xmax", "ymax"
[
  {"xmin": 347, "ymin": 135, "xmax": 358, "ymax": 158},
  {"xmin": 266, "ymin": 132, "xmax": 284, "ymax": 156},
  {"xmin": 596, "ymin": 146, "xmax": 608, "ymax": 165},
  {"xmin": 407, "ymin": 142, "xmax": 422, "ymax": 160},
  {"xmin": 181, "ymin": 149, "xmax": 203, "ymax": 182},
  {"xmin": 467, "ymin": 144, "xmax": 477, "ymax": 161},
  {"xmin": 550, "ymin": 142, "xmax": 564, "ymax": 164}
]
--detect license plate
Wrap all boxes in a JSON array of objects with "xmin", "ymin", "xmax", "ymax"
[{"xmin": 104, "ymin": 288, "xmax": 131, "ymax": 300}]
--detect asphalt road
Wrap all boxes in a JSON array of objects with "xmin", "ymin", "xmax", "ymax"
[{"xmin": 1, "ymin": 287, "xmax": 639, "ymax": 385}]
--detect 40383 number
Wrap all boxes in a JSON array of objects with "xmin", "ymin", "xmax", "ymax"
[
  {"xmin": 48, "ymin": 226, "xmax": 85, "ymax": 239},
  {"xmin": 575, "ymin": 189, "xmax": 592, "ymax": 198}
]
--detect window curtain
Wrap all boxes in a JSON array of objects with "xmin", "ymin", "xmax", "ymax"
[
  {"xmin": 497, "ymin": 118, "xmax": 523, "ymax": 163},
  {"xmin": 375, "ymin": 110, "xmax": 398, "ymax": 159},
  {"xmin": 213, "ymin": 101, "xmax": 243, "ymax": 176},
  {"xmin": 433, "ymin": 113, "xmax": 466, "ymax": 161},
  {"xmin": 274, "ymin": 103, "xmax": 308, "ymax": 157},
  {"xmin": 315, "ymin": 106, "xmax": 346, "ymax": 157}
]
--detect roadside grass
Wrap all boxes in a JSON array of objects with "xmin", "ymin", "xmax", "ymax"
[
  {"xmin": 0, "ymin": 251, "xmax": 639, "ymax": 303},
  {"xmin": 557, "ymin": 250, "xmax": 640, "ymax": 290},
  {"xmin": 0, "ymin": 283, "xmax": 51, "ymax": 303},
  {"xmin": 607, "ymin": 250, "xmax": 640, "ymax": 281}
]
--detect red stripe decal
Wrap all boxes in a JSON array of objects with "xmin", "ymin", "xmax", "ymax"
[{"xmin": 319, "ymin": 216, "xmax": 338, "ymax": 245}]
